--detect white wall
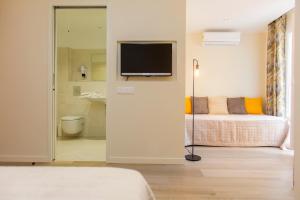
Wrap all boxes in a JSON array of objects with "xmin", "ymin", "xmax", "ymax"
[
  {"xmin": 186, "ymin": 33, "xmax": 267, "ymax": 99},
  {"xmin": 0, "ymin": 0, "xmax": 186, "ymax": 164},
  {"xmin": 294, "ymin": 1, "xmax": 300, "ymax": 198}
]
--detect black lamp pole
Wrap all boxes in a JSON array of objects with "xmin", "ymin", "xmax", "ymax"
[{"xmin": 185, "ymin": 59, "xmax": 201, "ymax": 162}]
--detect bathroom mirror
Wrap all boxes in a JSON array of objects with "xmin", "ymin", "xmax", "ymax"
[
  {"xmin": 91, "ymin": 53, "xmax": 106, "ymax": 81},
  {"xmin": 56, "ymin": 48, "xmax": 106, "ymax": 82},
  {"xmin": 63, "ymin": 49, "xmax": 106, "ymax": 82}
]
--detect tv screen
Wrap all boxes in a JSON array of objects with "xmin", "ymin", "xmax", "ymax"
[{"xmin": 120, "ymin": 43, "xmax": 172, "ymax": 76}]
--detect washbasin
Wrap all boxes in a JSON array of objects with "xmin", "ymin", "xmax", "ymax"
[{"xmin": 80, "ymin": 92, "xmax": 106, "ymax": 103}]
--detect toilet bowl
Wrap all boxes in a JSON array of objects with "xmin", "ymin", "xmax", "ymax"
[{"xmin": 61, "ymin": 116, "xmax": 84, "ymax": 135}]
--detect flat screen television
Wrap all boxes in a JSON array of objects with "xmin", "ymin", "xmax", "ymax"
[{"xmin": 120, "ymin": 43, "xmax": 173, "ymax": 76}]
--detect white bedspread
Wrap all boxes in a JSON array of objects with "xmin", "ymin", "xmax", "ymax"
[
  {"xmin": 185, "ymin": 114, "xmax": 289, "ymax": 148},
  {"xmin": 0, "ymin": 167, "xmax": 155, "ymax": 200}
]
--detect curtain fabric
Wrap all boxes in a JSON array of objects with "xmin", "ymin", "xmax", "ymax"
[{"xmin": 266, "ymin": 15, "xmax": 287, "ymax": 117}]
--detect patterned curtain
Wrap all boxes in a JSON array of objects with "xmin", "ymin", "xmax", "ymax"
[{"xmin": 266, "ymin": 15, "xmax": 287, "ymax": 117}]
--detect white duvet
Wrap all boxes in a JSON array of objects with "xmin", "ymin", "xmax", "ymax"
[
  {"xmin": 0, "ymin": 167, "xmax": 155, "ymax": 200},
  {"xmin": 185, "ymin": 114, "xmax": 289, "ymax": 148}
]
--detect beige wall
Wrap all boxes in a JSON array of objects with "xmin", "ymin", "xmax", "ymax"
[
  {"xmin": 286, "ymin": 9, "xmax": 295, "ymax": 149},
  {"xmin": 0, "ymin": 0, "xmax": 50, "ymax": 161},
  {"xmin": 186, "ymin": 33, "xmax": 267, "ymax": 100},
  {"xmin": 294, "ymin": 1, "xmax": 300, "ymax": 198},
  {"xmin": 107, "ymin": 0, "xmax": 185, "ymax": 163},
  {"xmin": 0, "ymin": 0, "xmax": 186, "ymax": 164},
  {"xmin": 287, "ymin": 9, "xmax": 295, "ymax": 33},
  {"xmin": 56, "ymin": 9, "xmax": 107, "ymax": 49}
]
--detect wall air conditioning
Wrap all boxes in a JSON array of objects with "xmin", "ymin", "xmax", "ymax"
[{"xmin": 202, "ymin": 32, "xmax": 241, "ymax": 46}]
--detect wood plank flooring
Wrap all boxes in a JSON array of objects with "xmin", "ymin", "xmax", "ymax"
[{"xmin": 0, "ymin": 147, "xmax": 294, "ymax": 200}]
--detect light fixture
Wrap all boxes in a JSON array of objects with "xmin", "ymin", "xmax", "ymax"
[
  {"xmin": 194, "ymin": 62, "xmax": 200, "ymax": 77},
  {"xmin": 185, "ymin": 58, "xmax": 201, "ymax": 162}
]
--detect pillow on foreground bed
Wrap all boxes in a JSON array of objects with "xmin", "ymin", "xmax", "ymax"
[
  {"xmin": 191, "ymin": 97, "xmax": 209, "ymax": 114},
  {"xmin": 227, "ymin": 97, "xmax": 247, "ymax": 114},
  {"xmin": 245, "ymin": 97, "xmax": 263, "ymax": 114},
  {"xmin": 209, "ymin": 96, "xmax": 228, "ymax": 114}
]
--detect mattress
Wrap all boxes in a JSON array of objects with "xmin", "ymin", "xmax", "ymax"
[
  {"xmin": 185, "ymin": 114, "xmax": 289, "ymax": 148},
  {"xmin": 0, "ymin": 167, "xmax": 155, "ymax": 200}
]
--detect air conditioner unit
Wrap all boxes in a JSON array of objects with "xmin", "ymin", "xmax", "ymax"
[{"xmin": 202, "ymin": 32, "xmax": 241, "ymax": 46}]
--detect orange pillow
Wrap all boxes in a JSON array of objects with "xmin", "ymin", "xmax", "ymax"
[
  {"xmin": 245, "ymin": 97, "xmax": 263, "ymax": 114},
  {"xmin": 185, "ymin": 97, "xmax": 192, "ymax": 114}
]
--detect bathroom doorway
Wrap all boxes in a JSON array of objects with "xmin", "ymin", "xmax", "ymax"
[{"xmin": 53, "ymin": 7, "xmax": 107, "ymax": 162}]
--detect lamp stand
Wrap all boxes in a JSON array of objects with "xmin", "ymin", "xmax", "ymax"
[{"xmin": 185, "ymin": 59, "xmax": 201, "ymax": 162}]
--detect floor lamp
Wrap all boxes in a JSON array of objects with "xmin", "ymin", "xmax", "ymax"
[{"xmin": 185, "ymin": 58, "xmax": 201, "ymax": 162}]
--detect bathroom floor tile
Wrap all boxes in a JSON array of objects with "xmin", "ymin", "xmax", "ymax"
[{"xmin": 55, "ymin": 139, "xmax": 106, "ymax": 162}]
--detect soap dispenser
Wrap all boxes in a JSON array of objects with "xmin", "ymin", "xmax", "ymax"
[{"xmin": 80, "ymin": 65, "xmax": 87, "ymax": 79}]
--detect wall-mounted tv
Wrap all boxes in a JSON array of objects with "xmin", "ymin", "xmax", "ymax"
[{"xmin": 120, "ymin": 42, "xmax": 173, "ymax": 76}]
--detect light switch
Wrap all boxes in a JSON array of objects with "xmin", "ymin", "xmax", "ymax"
[
  {"xmin": 116, "ymin": 87, "xmax": 135, "ymax": 94},
  {"xmin": 73, "ymin": 86, "xmax": 81, "ymax": 96}
]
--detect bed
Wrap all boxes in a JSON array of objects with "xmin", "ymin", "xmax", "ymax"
[
  {"xmin": 185, "ymin": 114, "xmax": 289, "ymax": 148},
  {"xmin": 0, "ymin": 167, "xmax": 155, "ymax": 200}
]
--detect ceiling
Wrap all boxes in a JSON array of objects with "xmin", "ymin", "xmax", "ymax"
[
  {"xmin": 56, "ymin": 8, "xmax": 106, "ymax": 49},
  {"xmin": 187, "ymin": 0, "xmax": 295, "ymax": 33}
]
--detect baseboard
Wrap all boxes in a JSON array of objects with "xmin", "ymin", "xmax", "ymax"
[
  {"xmin": 107, "ymin": 156, "xmax": 184, "ymax": 164},
  {"xmin": 0, "ymin": 155, "xmax": 51, "ymax": 163},
  {"xmin": 85, "ymin": 136, "xmax": 106, "ymax": 140}
]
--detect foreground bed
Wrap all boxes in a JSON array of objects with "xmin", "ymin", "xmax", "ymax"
[
  {"xmin": 185, "ymin": 114, "xmax": 289, "ymax": 148},
  {"xmin": 0, "ymin": 167, "xmax": 155, "ymax": 200}
]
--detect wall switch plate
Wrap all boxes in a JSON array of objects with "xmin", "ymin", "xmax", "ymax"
[
  {"xmin": 73, "ymin": 86, "xmax": 81, "ymax": 96},
  {"xmin": 116, "ymin": 86, "xmax": 135, "ymax": 94}
]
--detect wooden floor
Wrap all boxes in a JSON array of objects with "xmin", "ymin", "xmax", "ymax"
[{"xmin": 1, "ymin": 147, "xmax": 295, "ymax": 200}]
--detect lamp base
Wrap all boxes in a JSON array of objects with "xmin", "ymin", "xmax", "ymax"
[{"xmin": 185, "ymin": 154, "xmax": 201, "ymax": 161}]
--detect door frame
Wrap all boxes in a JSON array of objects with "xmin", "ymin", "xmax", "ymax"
[{"xmin": 49, "ymin": 2, "xmax": 109, "ymax": 161}]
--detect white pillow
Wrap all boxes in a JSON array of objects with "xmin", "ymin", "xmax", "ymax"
[{"xmin": 208, "ymin": 96, "xmax": 229, "ymax": 114}]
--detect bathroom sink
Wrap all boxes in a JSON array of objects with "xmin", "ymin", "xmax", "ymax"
[
  {"xmin": 79, "ymin": 92, "xmax": 106, "ymax": 104},
  {"xmin": 85, "ymin": 97, "xmax": 106, "ymax": 103}
]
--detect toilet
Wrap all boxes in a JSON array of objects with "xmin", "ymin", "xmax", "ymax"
[{"xmin": 61, "ymin": 116, "xmax": 84, "ymax": 135}]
